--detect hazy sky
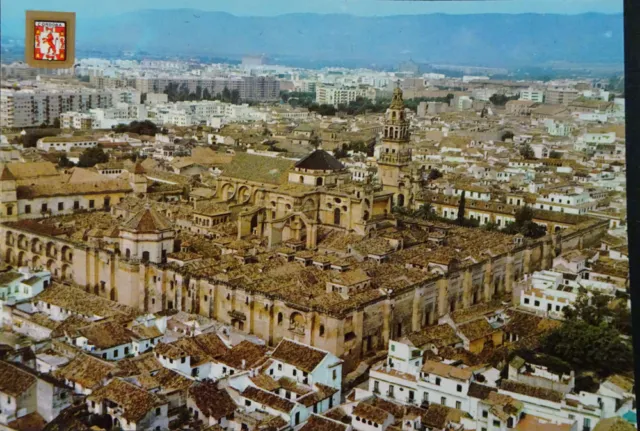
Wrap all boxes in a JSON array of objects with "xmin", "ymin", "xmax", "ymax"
[{"xmin": 1, "ymin": 0, "xmax": 623, "ymax": 20}]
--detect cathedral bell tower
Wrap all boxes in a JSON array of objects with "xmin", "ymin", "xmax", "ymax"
[{"xmin": 378, "ymin": 82, "xmax": 412, "ymax": 207}]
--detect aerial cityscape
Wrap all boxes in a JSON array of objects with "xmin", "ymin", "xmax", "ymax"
[{"xmin": 0, "ymin": 1, "xmax": 632, "ymax": 431}]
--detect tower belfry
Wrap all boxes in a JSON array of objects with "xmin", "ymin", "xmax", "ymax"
[{"xmin": 377, "ymin": 84, "xmax": 412, "ymax": 207}]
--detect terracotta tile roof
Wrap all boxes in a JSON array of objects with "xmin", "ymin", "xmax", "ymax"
[
  {"xmin": 0, "ymin": 165, "xmax": 16, "ymax": 181},
  {"xmin": 217, "ymin": 340, "xmax": 267, "ymax": 370},
  {"xmin": 122, "ymin": 206, "xmax": 173, "ymax": 233},
  {"xmin": 6, "ymin": 161, "xmax": 58, "ymax": 179},
  {"xmin": 35, "ymin": 283, "xmax": 136, "ymax": 319},
  {"xmin": 6, "ymin": 412, "xmax": 46, "ymax": 431},
  {"xmin": 423, "ymin": 404, "xmax": 465, "ymax": 429},
  {"xmin": 88, "ymin": 378, "xmax": 166, "ymax": 422},
  {"xmin": 250, "ymin": 373, "xmax": 280, "ymax": 392},
  {"xmin": 115, "ymin": 352, "xmax": 162, "ymax": 377},
  {"xmin": 352, "ymin": 402, "xmax": 392, "ymax": 425},
  {"xmin": 271, "ymin": 339, "xmax": 328, "ymax": 373},
  {"xmin": 456, "ymin": 318, "xmax": 498, "ymax": 341},
  {"xmin": 242, "ymin": 386, "xmax": 295, "ymax": 413},
  {"xmin": 53, "ymin": 353, "xmax": 115, "ymax": 390},
  {"xmin": 299, "ymin": 415, "xmax": 349, "ymax": 431},
  {"xmin": 468, "ymin": 382, "xmax": 497, "ymax": 400},
  {"xmin": 220, "ymin": 152, "xmax": 295, "ymax": 185},
  {"xmin": 500, "ymin": 379, "xmax": 563, "ymax": 403},
  {"xmin": 592, "ymin": 417, "xmax": 637, "ymax": 431},
  {"xmin": 421, "ymin": 360, "xmax": 473, "ymax": 381},
  {"xmin": 406, "ymin": 324, "xmax": 462, "ymax": 349},
  {"xmin": 0, "ymin": 360, "xmax": 36, "ymax": 397},
  {"xmin": 78, "ymin": 320, "xmax": 136, "ymax": 349},
  {"xmin": 189, "ymin": 380, "xmax": 236, "ymax": 420}
]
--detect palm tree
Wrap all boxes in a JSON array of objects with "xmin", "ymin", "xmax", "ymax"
[{"xmin": 414, "ymin": 203, "xmax": 435, "ymax": 220}]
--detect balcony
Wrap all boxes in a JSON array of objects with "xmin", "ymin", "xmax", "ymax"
[{"xmin": 379, "ymin": 153, "xmax": 411, "ymax": 165}]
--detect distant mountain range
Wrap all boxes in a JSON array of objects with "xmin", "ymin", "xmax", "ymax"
[{"xmin": 1, "ymin": 10, "xmax": 624, "ymax": 68}]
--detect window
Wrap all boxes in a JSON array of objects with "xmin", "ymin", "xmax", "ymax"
[
  {"xmin": 181, "ymin": 357, "xmax": 186, "ymax": 364},
  {"xmin": 25, "ymin": 205, "xmax": 31, "ymax": 214},
  {"xmin": 524, "ymin": 298, "xmax": 530, "ymax": 304},
  {"xmin": 156, "ymin": 407, "xmax": 161, "ymax": 416},
  {"xmin": 391, "ymin": 344, "xmax": 395, "ymax": 352},
  {"xmin": 534, "ymin": 300, "xmax": 540, "ymax": 307},
  {"xmin": 493, "ymin": 420, "xmax": 501, "ymax": 427},
  {"xmin": 435, "ymin": 377, "xmax": 441, "ymax": 386},
  {"xmin": 89, "ymin": 199, "xmax": 95, "ymax": 209},
  {"xmin": 482, "ymin": 410, "xmax": 488, "ymax": 418},
  {"xmin": 457, "ymin": 384, "xmax": 462, "ymax": 392},
  {"xmin": 278, "ymin": 364, "xmax": 282, "ymax": 371},
  {"xmin": 58, "ymin": 202, "xmax": 64, "ymax": 211},
  {"xmin": 456, "ymin": 401, "xmax": 462, "ymax": 409},
  {"xmin": 333, "ymin": 369, "xmax": 337, "ymax": 380},
  {"xmin": 373, "ymin": 380, "xmax": 379, "ymax": 393},
  {"xmin": 245, "ymin": 400, "xmax": 251, "ymax": 406},
  {"xmin": 441, "ymin": 397, "xmax": 446, "ymax": 406},
  {"xmin": 319, "ymin": 324, "xmax": 325, "ymax": 337},
  {"xmin": 584, "ymin": 418, "xmax": 591, "ymax": 431},
  {"xmin": 41, "ymin": 203, "xmax": 48, "ymax": 212},
  {"xmin": 6, "ymin": 396, "xmax": 11, "ymax": 403},
  {"xmin": 292, "ymin": 369, "xmax": 297, "ymax": 376}
]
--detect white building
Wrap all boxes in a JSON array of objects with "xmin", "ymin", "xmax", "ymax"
[
  {"xmin": 36, "ymin": 136, "xmax": 99, "ymax": 152},
  {"xmin": 519, "ymin": 270, "xmax": 619, "ymax": 319},
  {"xmin": 316, "ymin": 84, "xmax": 377, "ymax": 107},
  {"xmin": 520, "ymin": 88, "xmax": 545, "ymax": 103},
  {"xmin": 535, "ymin": 187, "xmax": 597, "ymax": 215}
]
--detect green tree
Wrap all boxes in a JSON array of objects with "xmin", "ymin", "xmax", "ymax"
[
  {"xmin": 428, "ymin": 168, "xmax": 443, "ymax": 181},
  {"xmin": 520, "ymin": 143, "xmax": 535, "ymax": 159},
  {"xmin": 57, "ymin": 154, "xmax": 74, "ymax": 168},
  {"xmin": 222, "ymin": 87, "xmax": 232, "ymax": 103},
  {"xmin": 490, "ymin": 93, "xmax": 519, "ymax": 106},
  {"xmin": 414, "ymin": 203, "xmax": 437, "ymax": 221},
  {"xmin": 78, "ymin": 146, "xmax": 109, "ymax": 168},
  {"xmin": 562, "ymin": 290, "xmax": 613, "ymax": 326},
  {"xmin": 541, "ymin": 320, "xmax": 633, "ymax": 376},
  {"xmin": 501, "ymin": 131, "xmax": 515, "ymax": 141},
  {"xmin": 53, "ymin": 118, "xmax": 61, "ymax": 128},
  {"xmin": 549, "ymin": 150, "xmax": 562, "ymax": 159},
  {"xmin": 333, "ymin": 144, "xmax": 349, "ymax": 159},
  {"xmin": 230, "ymin": 89, "xmax": 241, "ymax": 104},
  {"xmin": 502, "ymin": 205, "xmax": 547, "ymax": 238},
  {"xmin": 310, "ymin": 134, "xmax": 321, "ymax": 149},
  {"xmin": 482, "ymin": 221, "xmax": 500, "ymax": 232},
  {"xmin": 457, "ymin": 191, "xmax": 466, "ymax": 225},
  {"xmin": 203, "ymin": 88, "xmax": 212, "ymax": 100}
]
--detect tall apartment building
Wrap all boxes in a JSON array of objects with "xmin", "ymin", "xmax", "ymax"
[
  {"xmin": 545, "ymin": 88, "xmax": 580, "ymax": 106},
  {"xmin": 133, "ymin": 76, "xmax": 280, "ymax": 102},
  {"xmin": 242, "ymin": 55, "xmax": 268, "ymax": 66},
  {"xmin": 519, "ymin": 87, "xmax": 545, "ymax": 103},
  {"xmin": 0, "ymin": 89, "xmax": 114, "ymax": 128},
  {"xmin": 315, "ymin": 84, "xmax": 376, "ymax": 107}
]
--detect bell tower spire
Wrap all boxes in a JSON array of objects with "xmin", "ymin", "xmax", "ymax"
[{"xmin": 377, "ymin": 84, "xmax": 412, "ymax": 207}]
